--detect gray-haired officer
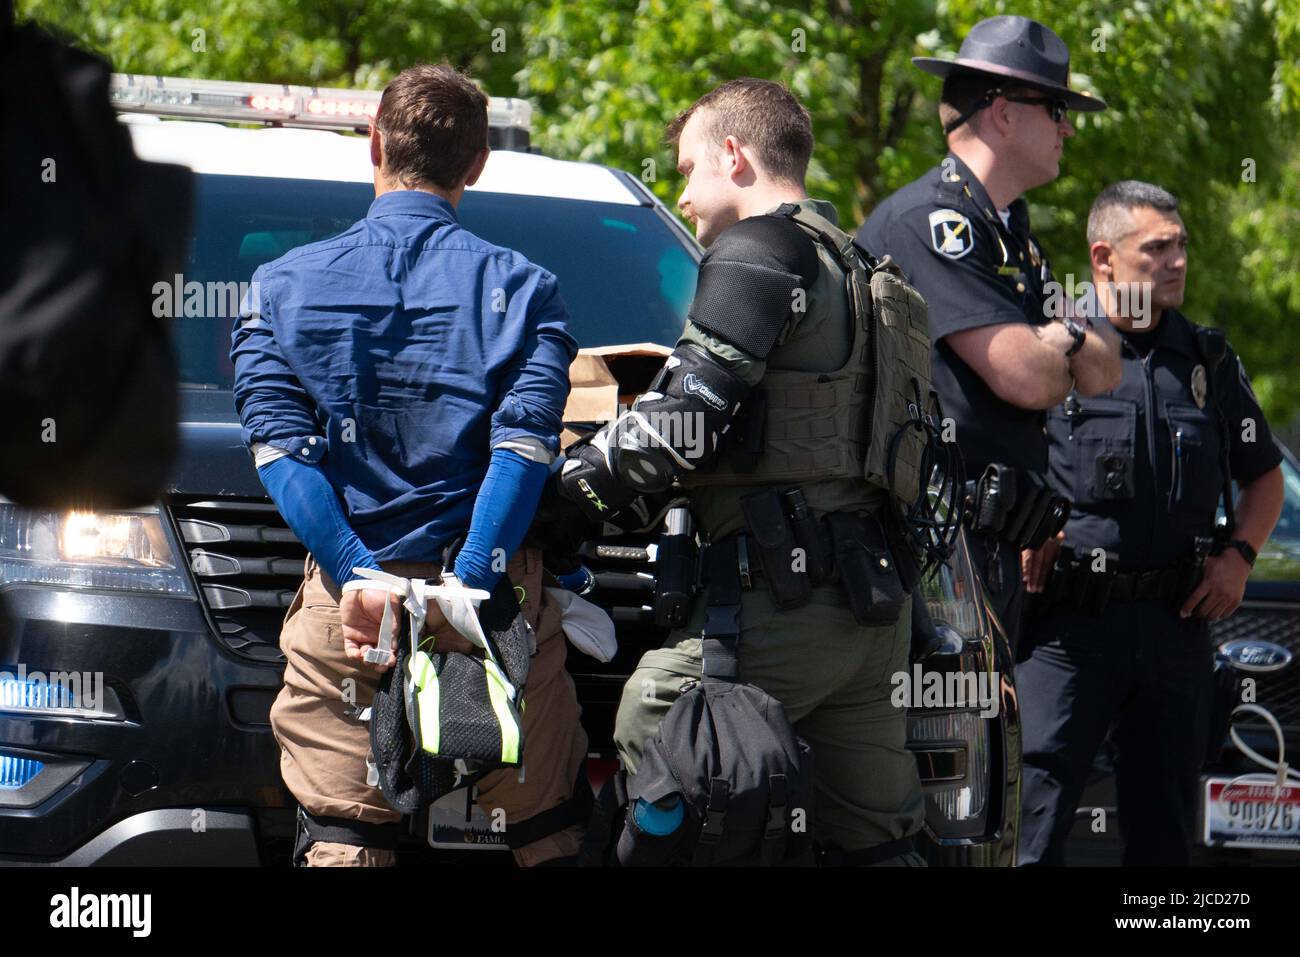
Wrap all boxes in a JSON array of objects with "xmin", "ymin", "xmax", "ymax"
[
  {"xmin": 859, "ymin": 15, "xmax": 1122, "ymax": 654},
  {"xmin": 1017, "ymin": 181, "xmax": 1285, "ymax": 865}
]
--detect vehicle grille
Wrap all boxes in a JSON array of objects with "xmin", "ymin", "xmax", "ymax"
[
  {"xmin": 169, "ymin": 496, "xmax": 306, "ymax": 664},
  {"xmin": 166, "ymin": 495, "xmax": 668, "ymax": 692},
  {"xmin": 1211, "ymin": 603, "xmax": 1300, "ymax": 729}
]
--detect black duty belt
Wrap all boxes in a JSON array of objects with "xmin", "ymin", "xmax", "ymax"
[
  {"xmin": 1107, "ymin": 566, "xmax": 1186, "ymax": 603},
  {"xmin": 701, "ymin": 504, "xmax": 909, "ymax": 631},
  {"xmin": 707, "ymin": 530, "xmax": 828, "ymax": 592},
  {"xmin": 1039, "ymin": 551, "xmax": 1199, "ymax": 615}
]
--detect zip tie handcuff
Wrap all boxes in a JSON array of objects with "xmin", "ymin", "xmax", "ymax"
[{"xmin": 341, "ymin": 567, "xmax": 491, "ymax": 666}]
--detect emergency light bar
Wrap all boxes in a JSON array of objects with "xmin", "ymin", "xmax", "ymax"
[{"xmin": 109, "ymin": 74, "xmax": 533, "ymax": 150}]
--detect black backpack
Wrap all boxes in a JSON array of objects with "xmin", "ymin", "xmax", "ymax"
[
  {"xmin": 627, "ymin": 676, "xmax": 815, "ymax": 866},
  {"xmin": 585, "ymin": 536, "xmax": 816, "ymax": 867},
  {"xmin": 368, "ymin": 572, "xmax": 533, "ymax": 815}
]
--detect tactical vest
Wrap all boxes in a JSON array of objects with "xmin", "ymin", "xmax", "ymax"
[{"xmin": 683, "ymin": 205, "xmax": 933, "ymax": 506}]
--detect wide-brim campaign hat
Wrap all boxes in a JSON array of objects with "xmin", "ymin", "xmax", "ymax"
[{"xmin": 913, "ymin": 14, "xmax": 1106, "ymax": 112}]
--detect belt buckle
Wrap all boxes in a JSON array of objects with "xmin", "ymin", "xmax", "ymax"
[{"xmin": 737, "ymin": 533, "xmax": 753, "ymax": 590}]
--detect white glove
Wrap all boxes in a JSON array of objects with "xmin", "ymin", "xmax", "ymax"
[{"xmin": 545, "ymin": 586, "xmax": 618, "ymax": 662}]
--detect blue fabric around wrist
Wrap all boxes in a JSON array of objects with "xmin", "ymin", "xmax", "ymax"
[
  {"xmin": 453, "ymin": 447, "xmax": 549, "ymax": 592},
  {"xmin": 256, "ymin": 454, "xmax": 382, "ymax": 587}
]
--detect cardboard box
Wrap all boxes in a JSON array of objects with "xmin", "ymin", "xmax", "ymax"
[{"xmin": 560, "ymin": 343, "xmax": 673, "ymax": 449}]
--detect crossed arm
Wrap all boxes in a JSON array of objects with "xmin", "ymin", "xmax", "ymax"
[{"xmin": 946, "ymin": 314, "xmax": 1122, "ymax": 410}]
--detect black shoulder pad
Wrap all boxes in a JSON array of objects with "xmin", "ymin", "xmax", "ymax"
[{"xmin": 688, "ymin": 215, "xmax": 821, "ymax": 359}]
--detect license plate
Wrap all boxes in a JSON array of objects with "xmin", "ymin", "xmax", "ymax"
[
  {"xmin": 1201, "ymin": 776, "xmax": 1300, "ymax": 851},
  {"xmin": 426, "ymin": 786, "xmax": 510, "ymax": 851}
]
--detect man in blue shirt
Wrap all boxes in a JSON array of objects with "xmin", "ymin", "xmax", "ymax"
[{"xmin": 231, "ymin": 64, "xmax": 585, "ymax": 866}]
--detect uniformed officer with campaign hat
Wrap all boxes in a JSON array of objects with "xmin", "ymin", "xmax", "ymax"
[
  {"xmin": 1016, "ymin": 181, "xmax": 1285, "ymax": 865},
  {"xmin": 859, "ymin": 15, "xmax": 1122, "ymax": 653}
]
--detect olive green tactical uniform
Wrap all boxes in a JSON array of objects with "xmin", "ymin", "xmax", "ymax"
[{"xmin": 613, "ymin": 199, "xmax": 926, "ymax": 855}]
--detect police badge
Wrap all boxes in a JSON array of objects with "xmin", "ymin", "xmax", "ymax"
[
  {"xmin": 929, "ymin": 209, "xmax": 975, "ymax": 259},
  {"xmin": 1191, "ymin": 364, "xmax": 1208, "ymax": 409}
]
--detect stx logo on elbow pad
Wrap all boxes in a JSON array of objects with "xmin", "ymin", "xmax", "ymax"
[{"xmin": 577, "ymin": 478, "xmax": 609, "ymax": 512}]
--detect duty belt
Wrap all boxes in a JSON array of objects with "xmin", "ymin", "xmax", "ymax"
[
  {"xmin": 699, "ymin": 499, "xmax": 909, "ymax": 630},
  {"xmin": 706, "ymin": 514, "xmax": 838, "ymax": 595},
  {"xmin": 1039, "ymin": 546, "xmax": 1203, "ymax": 615},
  {"xmin": 1107, "ymin": 567, "xmax": 1186, "ymax": 603},
  {"xmin": 703, "ymin": 531, "xmax": 814, "ymax": 592}
]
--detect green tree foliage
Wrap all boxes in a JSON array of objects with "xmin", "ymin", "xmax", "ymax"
[{"xmin": 18, "ymin": 0, "xmax": 1300, "ymax": 422}]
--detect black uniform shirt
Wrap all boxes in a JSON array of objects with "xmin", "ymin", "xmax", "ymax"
[
  {"xmin": 859, "ymin": 153, "xmax": 1055, "ymax": 478},
  {"xmin": 1046, "ymin": 309, "xmax": 1281, "ymax": 567}
]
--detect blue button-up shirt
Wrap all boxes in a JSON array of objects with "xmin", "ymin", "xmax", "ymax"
[{"xmin": 231, "ymin": 190, "xmax": 577, "ymax": 564}]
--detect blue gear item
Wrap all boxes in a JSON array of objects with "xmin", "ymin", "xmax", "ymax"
[
  {"xmin": 633, "ymin": 796, "xmax": 684, "ymax": 835},
  {"xmin": 256, "ymin": 454, "xmax": 381, "ymax": 587},
  {"xmin": 453, "ymin": 447, "xmax": 550, "ymax": 592},
  {"xmin": 554, "ymin": 565, "xmax": 596, "ymax": 595},
  {"xmin": 607, "ymin": 343, "xmax": 750, "ymax": 494}
]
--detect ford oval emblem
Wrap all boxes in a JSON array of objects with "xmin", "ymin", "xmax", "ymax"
[{"xmin": 1218, "ymin": 639, "xmax": 1293, "ymax": 673}]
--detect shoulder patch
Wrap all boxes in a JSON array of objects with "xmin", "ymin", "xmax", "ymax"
[{"xmin": 928, "ymin": 209, "xmax": 975, "ymax": 260}]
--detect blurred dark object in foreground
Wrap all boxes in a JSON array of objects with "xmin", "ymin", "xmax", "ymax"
[{"xmin": 0, "ymin": 7, "xmax": 191, "ymax": 508}]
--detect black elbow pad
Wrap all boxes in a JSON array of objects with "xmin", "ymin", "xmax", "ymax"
[
  {"xmin": 558, "ymin": 430, "xmax": 638, "ymax": 523},
  {"xmin": 609, "ymin": 344, "xmax": 749, "ymax": 493}
]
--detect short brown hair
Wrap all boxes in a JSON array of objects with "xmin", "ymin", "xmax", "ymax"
[
  {"xmin": 665, "ymin": 78, "xmax": 813, "ymax": 186},
  {"xmin": 374, "ymin": 63, "xmax": 488, "ymax": 191}
]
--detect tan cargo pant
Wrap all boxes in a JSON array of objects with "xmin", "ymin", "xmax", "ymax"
[
  {"xmin": 271, "ymin": 548, "xmax": 588, "ymax": 867},
  {"xmin": 614, "ymin": 582, "xmax": 925, "ymax": 854}
]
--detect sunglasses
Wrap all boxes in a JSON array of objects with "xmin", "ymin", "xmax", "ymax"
[
  {"xmin": 1001, "ymin": 94, "xmax": 1070, "ymax": 124},
  {"xmin": 944, "ymin": 88, "xmax": 1072, "ymax": 134}
]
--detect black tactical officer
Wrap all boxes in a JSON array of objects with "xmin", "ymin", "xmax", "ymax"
[
  {"xmin": 1017, "ymin": 181, "xmax": 1285, "ymax": 866},
  {"xmin": 859, "ymin": 15, "xmax": 1117, "ymax": 654}
]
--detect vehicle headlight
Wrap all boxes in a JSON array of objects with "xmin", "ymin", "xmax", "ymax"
[
  {"xmin": 920, "ymin": 529, "xmax": 984, "ymax": 638},
  {"xmin": 0, "ymin": 501, "xmax": 193, "ymax": 596}
]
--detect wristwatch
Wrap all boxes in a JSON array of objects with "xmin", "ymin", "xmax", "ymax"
[
  {"xmin": 1062, "ymin": 318, "xmax": 1087, "ymax": 357},
  {"xmin": 1226, "ymin": 538, "xmax": 1258, "ymax": 567}
]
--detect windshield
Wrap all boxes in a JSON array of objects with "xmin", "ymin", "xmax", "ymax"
[
  {"xmin": 1271, "ymin": 452, "xmax": 1300, "ymax": 548},
  {"xmin": 175, "ymin": 174, "xmax": 698, "ymax": 390}
]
